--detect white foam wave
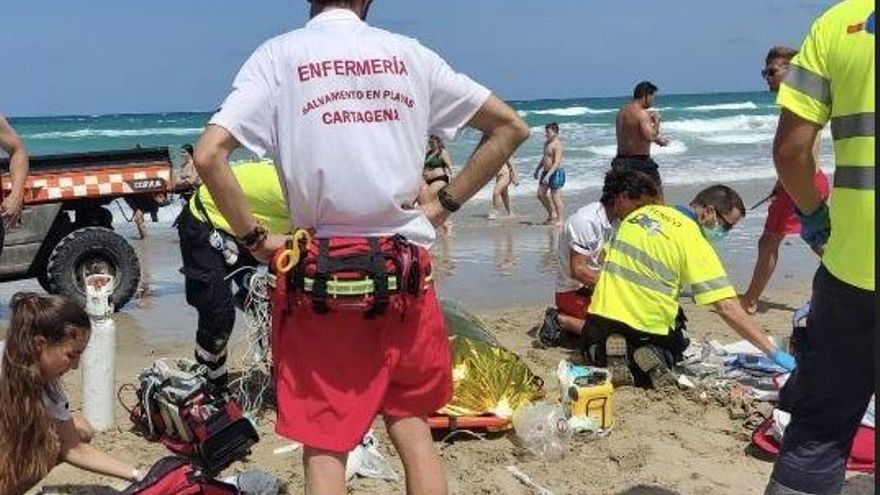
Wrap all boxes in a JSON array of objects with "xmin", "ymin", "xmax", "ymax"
[
  {"xmin": 27, "ymin": 127, "xmax": 202, "ymax": 140},
  {"xmin": 520, "ymin": 106, "xmax": 616, "ymax": 117},
  {"xmin": 652, "ymin": 140, "xmax": 688, "ymax": 155},
  {"xmin": 585, "ymin": 140, "xmax": 688, "ymax": 157},
  {"xmin": 663, "ymin": 114, "xmax": 778, "ymax": 134},
  {"xmin": 682, "ymin": 101, "xmax": 759, "ymax": 112},
  {"xmin": 699, "ymin": 133, "xmax": 775, "ymax": 145}
]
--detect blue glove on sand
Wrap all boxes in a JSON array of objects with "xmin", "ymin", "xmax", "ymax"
[
  {"xmin": 770, "ymin": 349, "xmax": 797, "ymax": 373},
  {"xmin": 796, "ymin": 203, "xmax": 830, "ymax": 252}
]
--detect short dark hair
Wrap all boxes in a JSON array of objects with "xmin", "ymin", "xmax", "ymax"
[
  {"xmin": 692, "ymin": 185, "xmax": 746, "ymax": 218},
  {"xmin": 633, "ymin": 81, "xmax": 658, "ymax": 100},
  {"xmin": 545, "ymin": 123, "xmax": 559, "ymax": 134},
  {"xmin": 600, "ymin": 169, "xmax": 660, "ymax": 208},
  {"xmin": 766, "ymin": 46, "xmax": 798, "ymax": 65}
]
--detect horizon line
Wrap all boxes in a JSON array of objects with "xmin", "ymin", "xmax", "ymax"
[{"xmin": 6, "ymin": 87, "xmax": 770, "ymax": 120}]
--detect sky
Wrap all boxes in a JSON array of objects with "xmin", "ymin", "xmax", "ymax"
[{"xmin": 0, "ymin": 0, "xmax": 833, "ymax": 117}]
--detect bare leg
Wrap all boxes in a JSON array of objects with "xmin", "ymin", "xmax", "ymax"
[
  {"xmin": 551, "ymin": 189, "xmax": 564, "ymax": 225},
  {"xmin": 492, "ymin": 174, "xmax": 511, "ymax": 217},
  {"xmin": 501, "ymin": 188, "xmax": 512, "ymax": 216},
  {"xmin": 557, "ymin": 313, "xmax": 586, "ymax": 335},
  {"xmin": 303, "ymin": 447, "xmax": 348, "ymax": 495},
  {"xmin": 385, "ymin": 416, "xmax": 447, "ymax": 495},
  {"xmin": 741, "ymin": 232, "xmax": 785, "ymax": 314},
  {"xmin": 537, "ymin": 184, "xmax": 553, "ymax": 222},
  {"xmin": 132, "ymin": 209, "xmax": 147, "ymax": 239}
]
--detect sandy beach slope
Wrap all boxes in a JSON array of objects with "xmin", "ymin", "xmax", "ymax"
[{"xmin": 0, "ymin": 176, "xmax": 870, "ymax": 494}]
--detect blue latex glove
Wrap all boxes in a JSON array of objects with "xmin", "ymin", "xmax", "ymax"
[
  {"xmin": 796, "ymin": 203, "xmax": 830, "ymax": 252},
  {"xmin": 770, "ymin": 349, "xmax": 798, "ymax": 373}
]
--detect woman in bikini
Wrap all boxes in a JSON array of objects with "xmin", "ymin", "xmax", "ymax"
[{"xmin": 423, "ymin": 135, "xmax": 454, "ymax": 234}]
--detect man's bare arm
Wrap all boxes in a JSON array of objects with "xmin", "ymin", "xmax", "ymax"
[
  {"xmin": 570, "ymin": 251, "xmax": 600, "ymax": 287},
  {"xmin": 774, "ymin": 109, "xmax": 824, "ymax": 214},
  {"xmin": 713, "ymin": 297, "xmax": 778, "ymax": 355},
  {"xmin": 420, "ymin": 95, "xmax": 530, "ymax": 226},
  {"xmin": 639, "ymin": 112, "xmax": 667, "ymax": 146},
  {"xmin": 194, "ymin": 126, "xmax": 286, "ymax": 261},
  {"xmin": 0, "ymin": 116, "xmax": 30, "ymax": 222}
]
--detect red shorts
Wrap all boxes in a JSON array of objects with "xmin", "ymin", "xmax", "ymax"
[
  {"xmin": 765, "ymin": 171, "xmax": 831, "ymax": 235},
  {"xmin": 271, "ymin": 255, "xmax": 452, "ymax": 453},
  {"xmin": 555, "ymin": 289, "xmax": 591, "ymax": 319}
]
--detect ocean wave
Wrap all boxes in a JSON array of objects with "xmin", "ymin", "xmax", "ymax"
[
  {"xmin": 682, "ymin": 101, "xmax": 759, "ymax": 112},
  {"xmin": 663, "ymin": 114, "xmax": 778, "ymax": 134},
  {"xmin": 26, "ymin": 127, "xmax": 203, "ymax": 140},
  {"xmin": 586, "ymin": 140, "xmax": 688, "ymax": 157},
  {"xmin": 520, "ymin": 106, "xmax": 616, "ymax": 117},
  {"xmin": 699, "ymin": 133, "xmax": 775, "ymax": 145}
]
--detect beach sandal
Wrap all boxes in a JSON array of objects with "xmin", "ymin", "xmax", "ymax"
[
  {"xmin": 633, "ymin": 346, "xmax": 678, "ymax": 389},
  {"xmin": 538, "ymin": 307, "xmax": 564, "ymax": 347},
  {"xmin": 606, "ymin": 334, "xmax": 634, "ymax": 387}
]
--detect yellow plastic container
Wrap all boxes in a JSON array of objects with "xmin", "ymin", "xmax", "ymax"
[{"xmin": 567, "ymin": 374, "xmax": 614, "ymax": 430}]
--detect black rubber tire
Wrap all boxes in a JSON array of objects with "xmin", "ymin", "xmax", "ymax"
[{"xmin": 47, "ymin": 227, "xmax": 141, "ymax": 311}]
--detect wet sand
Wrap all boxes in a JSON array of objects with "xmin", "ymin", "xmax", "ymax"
[{"xmin": 4, "ymin": 175, "xmax": 870, "ymax": 494}]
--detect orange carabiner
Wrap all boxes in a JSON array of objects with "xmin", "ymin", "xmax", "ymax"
[{"xmin": 275, "ymin": 229, "xmax": 313, "ymax": 275}]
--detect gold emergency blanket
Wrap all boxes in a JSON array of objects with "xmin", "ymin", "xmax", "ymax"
[{"xmin": 438, "ymin": 301, "xmax": 544, "ymax": 420}]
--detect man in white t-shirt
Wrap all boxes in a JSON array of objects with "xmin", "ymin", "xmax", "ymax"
[
  {"xmin": 539, "ymin": 170, "xmax": 660, "ymax": 347},
  {"xmin": 193, "ymin": 1, "xmax": 529, "ymax": 494}
]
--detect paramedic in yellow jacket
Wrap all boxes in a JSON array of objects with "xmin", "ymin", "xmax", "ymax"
[
  {"xmin": 765, "ymin": 1, "xmax": 874, "ymax": 494},
  {"xmin": 176, "ymin": 161, "xmax": 289, "ymax": 386},
  {"xmin": 584, "ymin": 185, "xmax": 797, "ymax": 388}
]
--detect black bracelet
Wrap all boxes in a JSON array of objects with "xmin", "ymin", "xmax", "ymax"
[
  {"xmin": 437, "ymin": 187, "xmax": 461, "ymax": 213},
  {"xmin": 238, "ymin": 224, "xmax": 268, "ymax": 250}
]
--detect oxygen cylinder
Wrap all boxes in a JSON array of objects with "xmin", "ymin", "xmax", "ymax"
[{"xmin": 82, "ymin": 274, "xmax": 116, "ymax": 431}]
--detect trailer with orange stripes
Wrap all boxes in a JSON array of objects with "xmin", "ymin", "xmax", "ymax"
[{"xmin": 0, "ymin": 147, "xmax": 177, "ymax": 310}]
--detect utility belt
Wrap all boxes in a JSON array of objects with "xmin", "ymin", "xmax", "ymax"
[{"xmin": 271, "ymin": 232, "xmax": 433, "ymax": 319}]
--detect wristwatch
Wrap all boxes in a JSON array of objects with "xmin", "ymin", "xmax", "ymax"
[{"xmin": 437, "ymin": 187, "xmax": 461, "ymax": 213}]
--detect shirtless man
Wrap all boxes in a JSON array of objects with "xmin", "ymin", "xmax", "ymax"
[
  {"xmin": 740, "ymin": 46, "xmax": 830, "ymax": 314},
  {"xmin": 612, "ymin": 81, "xmax": 668, "ymax": 187},
  {"xmin": 0, "ymin": 116, "xmax": 30, "ymax": 226},
  {"xmin": 534, "ymin": 123, "xmax": 565, "ymax": 225}
]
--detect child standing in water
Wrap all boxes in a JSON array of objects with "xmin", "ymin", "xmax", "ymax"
[{"xmin": 0, "ymin": 293, "xmax": 143, "ymax": 495}]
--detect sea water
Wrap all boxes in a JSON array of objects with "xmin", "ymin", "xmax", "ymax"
[
  {"xmin": 2, "ymin": 91, "xmax": 826, "ymax": 314},
  {"xmin": 9, "ymin": 90, "xmax": 834, "ymax": 203}
]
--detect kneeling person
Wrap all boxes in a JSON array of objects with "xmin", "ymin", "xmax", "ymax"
[
  {"xmin": 176, "ymin": 161, "xmax": 288, "ymax": 386},
  {"xmin": 585, "ymin": 185, "xmax": 796, "ymax": 388},
  {"xmin": 539, "ymin": 170, "xmax": 660, "ymax": 347}
]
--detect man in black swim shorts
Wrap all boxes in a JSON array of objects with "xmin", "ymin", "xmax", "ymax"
[{"xmin": 613, "ymin": 81, "xmax": 669, "ymax": 188}]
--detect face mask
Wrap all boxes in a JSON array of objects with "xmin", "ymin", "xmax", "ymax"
[{"xmin": 701, "ymin": 224, "xmax": 727, "ymax": 244}]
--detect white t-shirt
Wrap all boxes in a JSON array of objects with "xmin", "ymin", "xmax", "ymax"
[
  {"xmin": 0, "ymin": 341, "xmax": 71, "ymax": 421},
  {"xmin": 556, "ymin": 202, "xmax": 616, "ymax": 293},
  {"xmin": 210, "ymin": 9, "xmax": 491, "ymax": 247}
]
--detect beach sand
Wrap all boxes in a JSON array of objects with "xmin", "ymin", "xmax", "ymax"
[{"xmin": 2, "ymin": 176, "xmax": 872, "ymax": 494}]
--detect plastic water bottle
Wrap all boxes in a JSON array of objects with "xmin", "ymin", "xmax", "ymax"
[{"xmin": 512, "ymin": 403, "xmax": 571, "ymax": 460}]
